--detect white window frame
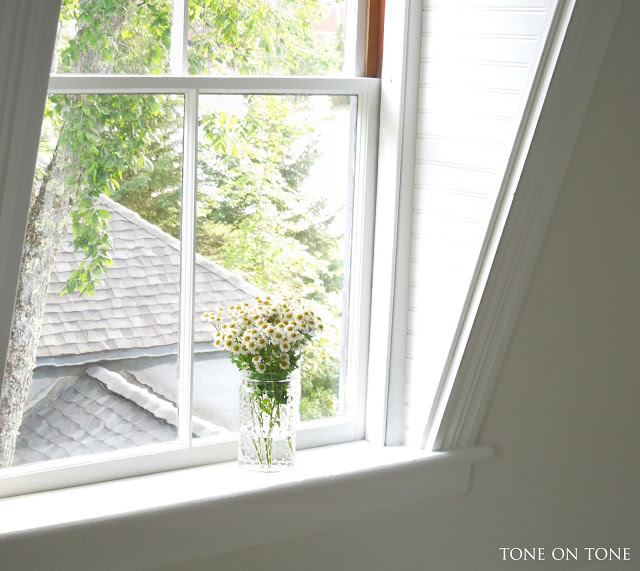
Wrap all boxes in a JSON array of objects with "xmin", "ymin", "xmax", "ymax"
[{"xmin": 0, "ymin": 0, "xmax": 383, "ymax": 497}]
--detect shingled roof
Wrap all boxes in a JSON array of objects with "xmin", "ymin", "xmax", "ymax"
[
  {"xmin": 14, "ymin": 374, "xmax": 177, "ymax": 466},
  {"xmin": 15, "ymin": 199, "xmax": 250, "ymax": 466},
  {"xmin": 37, "ymin": 196, "xmax": 261, "ymax": 364},
  {"xmin": 14, "ymin": 366, "xmax": 228, "ymax": 466}
]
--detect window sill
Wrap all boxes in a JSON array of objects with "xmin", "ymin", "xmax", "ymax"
[{"xmin": 0, "ymin": 441, "xmax": 492, "ymax": 549}]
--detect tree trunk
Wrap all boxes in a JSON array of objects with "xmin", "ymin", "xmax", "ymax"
[
  {"xmin": 0, "ymin": 146, "xmax": 76, "ymax": 467},
  {"xmin": 0, "ymin": 5, "xmax": 126, "ymax": 468}
]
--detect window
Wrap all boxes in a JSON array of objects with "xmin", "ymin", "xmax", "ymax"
[
  {"xmin": 0, "ymin": 0, "xmax": 581, "ymax": 514},
  {"xmin": 0, "ymin": 0, "xmax": 379, "ymax": 493}
]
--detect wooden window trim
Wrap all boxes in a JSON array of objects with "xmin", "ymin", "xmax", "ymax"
[{"xmin": 365, "ymin": 0, "xmax": 385, "ymax": 78}]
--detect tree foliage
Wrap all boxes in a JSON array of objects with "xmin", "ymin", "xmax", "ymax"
[
  {"xmin": 198, "ymin": 94, "xmax": 343, "ymax": 302},
  {"xmin": 187, "ymin": 0, "xmax": 340, "ymax": 75}
]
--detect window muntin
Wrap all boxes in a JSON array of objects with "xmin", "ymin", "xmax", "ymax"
[{"xmin": 1, "ymin": 0, "xmax": 377, "ymax": 484}]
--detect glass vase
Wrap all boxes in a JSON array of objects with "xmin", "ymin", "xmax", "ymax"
[{"xmin": 238, "ymin": 368, "xmax": 301, "ymax": 471}]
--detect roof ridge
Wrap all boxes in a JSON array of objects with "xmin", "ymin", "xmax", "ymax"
[
  {"xmin": 86, "ymin": 365, "xmax": 228, "ymax": 437},
  {"xmin": 100, "ymin": 194, "xmax": 263, "ymax": 298},
  {"xmin": 99, "ymin": 194, "xmax": 181, "ymax": 251},
  {"xmin": 195, "ymin": 255, "xmax": 264, "ymax": 298}
]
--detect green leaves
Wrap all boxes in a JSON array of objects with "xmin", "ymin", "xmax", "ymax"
[
  {"xmin": 65, "ymin": 196, "xmax": 114, "ymax": 296},
  {"xmin": 55, "ymin": 0, "xmax": 341, "ymax": 76},
  {"xmin": 56, "ymin": 0, "xmax": 172, "ymax": 74},
  {"xmin": 197, "ymin": 94, "xmax": 340, "ymax": 302},
  {"xmin": 52, "ymin": 91, "xmax": 184, "ymax": 296},
  {"xmin": 186, "ymin": 0, "xmax": 341, "ymax": 76}
]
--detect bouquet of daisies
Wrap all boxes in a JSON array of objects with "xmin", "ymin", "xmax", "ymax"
[
  {"xmin": 204, "ymin": 295, "xmax": 322, "ymax": 380},
  {"xmin": 205, "ymin": 296, "xmax": 323, "ymax": 469}
]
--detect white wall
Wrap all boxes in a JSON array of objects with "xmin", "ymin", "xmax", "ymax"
[{"xmin": 1, "ymin": 1, "xmax": 639, "ymax": 569}]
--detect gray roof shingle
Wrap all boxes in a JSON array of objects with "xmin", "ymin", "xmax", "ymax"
[
  {"xmin": 13, "ymin": 374, "xmax": 178, "ymax": 466},
  {"xmin": 38, "ymin": 196, "xmax": 261, "ymax": 361}
]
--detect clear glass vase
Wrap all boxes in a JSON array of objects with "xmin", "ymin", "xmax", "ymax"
[{"xmin": 238, "ymin": 368, "xmax": 301, "ymax": 471}]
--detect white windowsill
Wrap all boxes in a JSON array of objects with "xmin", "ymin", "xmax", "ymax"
[{"xmin": 0, "ymin": 441, "xmax": 493, "ymax": 545}]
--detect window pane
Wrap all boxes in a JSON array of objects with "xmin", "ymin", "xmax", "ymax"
[
  {"xmin": 193, "ymin": 94, "xmax": 355, "ymax": 435},
  {"xmin": 188, "ymin": 1, "xmax": 347, "ymax": 76},
  {"xmin": 52, "ymin": 0, "xmax": 173, "ymax": 75},
  {"xmin": 2, "ymin": 94, "xmax": 185, "ymax": 468}
]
